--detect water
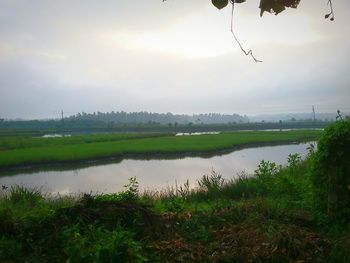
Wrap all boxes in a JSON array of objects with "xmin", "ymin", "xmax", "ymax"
[
  {"xmin": 0, "ymin": 143, "xmax": 313, "ymax": 195},
  {"xmin": 175, "ymin": 132, "xmax": 220, "ymax": 136},
  {"xmin": 41, "ymin": 134, "xmax": 71, "ymax": 138}
]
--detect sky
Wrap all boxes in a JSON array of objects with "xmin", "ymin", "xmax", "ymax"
[{"xmin": 0, "ymin": 0, "xmax": 349, "ymax": 119}]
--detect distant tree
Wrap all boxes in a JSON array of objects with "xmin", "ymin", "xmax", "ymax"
[{"xmin": 68, "ymin": 111, "xmax": 247, "ymax": 125}]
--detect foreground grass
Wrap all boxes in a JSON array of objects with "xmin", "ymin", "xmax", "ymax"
[
  {"xmin": 0, "ymin": 130, "xmax": 321, "ymax": 169},
  {"xmin": 1, "ymin": 156, "xmax": 349, "ymax": 262}
]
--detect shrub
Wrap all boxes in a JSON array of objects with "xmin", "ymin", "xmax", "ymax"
[
  {"xmin": 311, "ymin": 120, "xmax": 350, "ymax": 219},
  {"xmin": 254, "ymin": 160, "xmax": 281, "ymax": 179}
]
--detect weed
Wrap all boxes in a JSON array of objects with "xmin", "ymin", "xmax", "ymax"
[
  {"xmin": 198, "ymin": 170, "xmax": 224, "ymax": 193},
  {"xmin": 61, "ymin": 226, "xmax": 146, "ymax": 263},
  {"xmin": 177, "ymin": 179, "xmax": 191, "ymax": 199},
  {"xmin": 8, "ymin": 185, "xmax": 44, "ymax": 205},
  {"xmin": 287, "ymin": 153, "xmax": 301, "ymax": 169}
]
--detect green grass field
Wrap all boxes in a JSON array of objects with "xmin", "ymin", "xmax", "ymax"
[
  {"xmin": 0, "ymin": 132, "xmax": 169, "ymax": 151},
  {"xmin": 0, "ymin": 130, "xmax": 321, "ymax": 168}
]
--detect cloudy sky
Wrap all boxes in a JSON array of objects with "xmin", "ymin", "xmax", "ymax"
[{"xmin": 0, "ymin": 0, "xmax": 349, "ymax": 119}]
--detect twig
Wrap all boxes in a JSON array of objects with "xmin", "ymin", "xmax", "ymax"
[
  {"xmin": 325, "ymin": 0, "xmax": 335, "ymax": 21},
  {"xmin": 230, "ymin": 1, "xmax": 262, "ymax": 63}
]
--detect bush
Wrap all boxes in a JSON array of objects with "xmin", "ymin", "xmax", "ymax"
[
  {"xmin": 254, "ymin": 160, "xmax": 281, "ymax": 179},
  {"xmin": 311, "ymin": 120, "xmax": 350, "ymax": 219}
]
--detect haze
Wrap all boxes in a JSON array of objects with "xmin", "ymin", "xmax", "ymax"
[{"xmin": 0, "ymin": 0, "xmax": 349, "ymax": 119}]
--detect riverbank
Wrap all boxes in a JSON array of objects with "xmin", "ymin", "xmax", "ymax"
[
  {"xmin": 0, "ymin": 130, "xmax": 321, "ymax": 170},
  {"xmin": 0, "ymin": 157, "xmax": 349, "ymax": 262}
]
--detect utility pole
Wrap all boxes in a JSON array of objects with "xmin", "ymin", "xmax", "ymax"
[
  {"xmin": 61, "ymin": 110, "xmax": 64, "ymax": 129},
  {"xmin": 312, "ymin": 105, "xmax": 316, "ymax": 122}
]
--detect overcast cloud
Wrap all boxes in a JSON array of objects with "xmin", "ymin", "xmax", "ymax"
[{"xmin": 0, "ymin": 0, "xmax": 349, "ymax": 119}]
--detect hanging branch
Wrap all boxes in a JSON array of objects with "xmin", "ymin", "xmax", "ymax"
[
  {"xmin": 230, "ymin": 0, "xmax": 262, "ymax": 62},
  {"xmin": 163, "ymin": 0, "xmax": 335, "ymax": 62},
  {"xmin": 325, "ymin": 0, "xmax": 335, "ymax": 21}
]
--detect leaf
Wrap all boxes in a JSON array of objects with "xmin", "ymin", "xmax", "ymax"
[
  {"xmin": 212, "ymin": 0, "xmax": 229, "ymax": 10},
  {"xmin": 259, "ymin": 0, "xmax": 301, "ymax": 16}
]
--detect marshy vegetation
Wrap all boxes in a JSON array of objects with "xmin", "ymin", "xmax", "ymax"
[
  {"xmin": 0, "ymin": 121, "xmax": 349, "ymax": 262},
  {"xmin": 0, "ymin": 130, "xmax": 321, "ymax": 169}
]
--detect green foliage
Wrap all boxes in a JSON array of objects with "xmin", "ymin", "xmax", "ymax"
[
  {"xmin": 223, "ymin": 173, "xmax": 259, "ymax": 199},
  {"xmin": 254, "ymin": 160, "xmax": 281, "ymax": 179},
  {"xmin": 96, "ymin": 178, "xmax": 139, "ymax": 203},
  {"xmin": 123, "ymin": 177, "xmax": 139, "ymax": 201},
  {"xmin": 287, "ymin": 153, "xmax": 302, "ymax": 175},
  {"xmin": 162, "ymin": 196, "xmax": 186, "ymax": 213},
  {"xmin": 311, "ymin": 120, "xmax": 350, "ymax": 218},
  {"xmin": 287, "ymin": 153, "xmax": 301, "ymax": 168},
  {"xmin": 61, "ymin": 226, "xmax": 146, "ymax": 263}
]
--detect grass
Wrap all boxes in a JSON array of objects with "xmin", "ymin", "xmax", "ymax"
[
  {"xmin": 0, "ymin": 132, "xmax": 169, "ymax": 151},
  {"xmin": 0, "ymin": 154, "xmax": 349, "ymax": 262},
  {"xmin": 0, "ymin": 130, "xmax": 321, "ymax": 169}
]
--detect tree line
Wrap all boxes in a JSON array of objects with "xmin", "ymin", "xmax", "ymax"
[{"xmin": 67, "ymin": 111, "xmax": 249, "ymax": 125}]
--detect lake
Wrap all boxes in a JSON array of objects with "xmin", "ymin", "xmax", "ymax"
[{"xmin": 0, "ymin": 142, "xmax": 313, "ymax": 195}]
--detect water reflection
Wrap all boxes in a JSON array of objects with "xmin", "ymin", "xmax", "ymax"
[{"xmin": 0, "ymin": 143, "xmax": 313, "ymax": 195}]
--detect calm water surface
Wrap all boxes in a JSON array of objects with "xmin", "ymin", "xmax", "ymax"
[{"xmin": 0, "ymin": 143, "xmax": 313, "ymax": 195}]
